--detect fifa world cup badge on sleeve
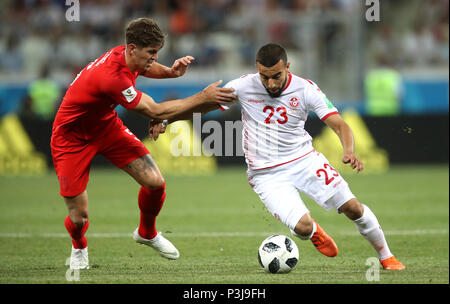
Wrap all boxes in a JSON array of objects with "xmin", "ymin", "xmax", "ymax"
[{"xmin": 122, "ymin": 86, "xmax": 138, "ymax": 103}]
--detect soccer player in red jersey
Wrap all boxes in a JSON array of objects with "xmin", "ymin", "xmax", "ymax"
[{"xmin": 51, "ymin": 18, "xmax": 236, "ymax": 269}]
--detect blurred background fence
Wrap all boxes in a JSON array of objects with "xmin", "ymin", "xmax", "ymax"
[{"xmin": 0, "ymin": 0, "xmax": 448, "ymax": 175}]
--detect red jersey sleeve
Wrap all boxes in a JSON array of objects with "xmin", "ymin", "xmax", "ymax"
[{"xmin": 102, "ymin": 73, "xmax": 142, "ymax": 110}]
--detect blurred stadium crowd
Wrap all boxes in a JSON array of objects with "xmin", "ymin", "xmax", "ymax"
[
  {"xmin": 0, "ymin": 0, "xmax": 448, "ymax": 121},
  {"xmin": 0, "ymin": 0, "xmax": 448, "ymax": 81}
]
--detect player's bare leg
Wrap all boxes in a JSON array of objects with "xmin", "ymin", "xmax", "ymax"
[
  {"xmin": 64, "ymin": 191, "xmax": 90, "ymax": 269},
  {"xmin": 291, "ymin": 212, "xmax": 338, "ymax": 257},
  {"xmin": 122, "ymin": 154, "xmax": 180, "ymax": 259},
  {"xmin": 339, "ymin": 198, "xmax": 405, "ymax": 270},
  {"xmin": 65, "ymin": 191, "xmax": 89, "ymax": 227},
  {"xmin": 122, "ymin": 154, "xmax": 165, "ymax": 189},
  {"xmin": 293, "ymin": 212, "xmax": 314, "ymax": 236}
]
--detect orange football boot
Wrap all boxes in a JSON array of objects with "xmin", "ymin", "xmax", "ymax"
[
  {"xmin": 380, "ymin": 256, "xmax": 405, "ymax": 270},
  {"xmin": 310, "ymin": 220, "xmax": 338, "ymax": 257}
]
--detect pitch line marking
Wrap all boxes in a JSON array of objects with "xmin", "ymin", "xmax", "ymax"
[{"xmin": 0, "ymin": 229, "xmax": 447, "ymax": 238}]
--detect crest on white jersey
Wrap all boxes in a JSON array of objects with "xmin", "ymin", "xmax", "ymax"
[
  {"xmin": 289, "ymin": 97, "xmax": 300, "ymax": 108},
  {"xmin": 121, "ymin": 86, "xmax": 138, "ymax": 103}
]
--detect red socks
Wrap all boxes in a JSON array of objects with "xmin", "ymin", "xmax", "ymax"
[
  {"xmin": 138, "ymin": 183, "xmax": 166, "ymax": 240},
  {"xmin": 64, "ymin": 216, "xmax": 89, "ymax": 249},
  {"xmin": 63, "ymin": 183, "xmax": 165, "ymax": 247}
]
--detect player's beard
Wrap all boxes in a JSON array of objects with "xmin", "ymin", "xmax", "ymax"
[
  {"xmin": 265, "ymin": 76, "xmax": 287, "ymax": 98},
  {"xmin": 267, "ymin": 89, "xmax": 282, "ymax": 98}
]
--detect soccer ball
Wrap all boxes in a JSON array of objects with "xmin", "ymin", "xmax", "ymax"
[{"xmin": 258, "ymin": 235, "xmax": 299, "ymax": 273}]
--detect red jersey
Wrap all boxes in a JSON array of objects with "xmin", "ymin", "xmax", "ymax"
[{"xmin": 53, "ymin": 45, "xmax": 143, "ymax": 140}]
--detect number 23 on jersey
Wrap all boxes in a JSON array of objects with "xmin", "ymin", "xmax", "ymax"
[{"xmin": 263, "ymin": 106, "xmax": 288, "ymax": 124}]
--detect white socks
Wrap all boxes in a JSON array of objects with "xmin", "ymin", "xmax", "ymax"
[
  {"xmin": 289, "ymin": 205, "xmax": 393, "ymax": 260},
  {"xmin": 290, "ymin": 221, "xmax": 317, "ymax": 240},
  {"xmin": 353, "ymin": 204, "xmax": 393, "ymax": 260}
]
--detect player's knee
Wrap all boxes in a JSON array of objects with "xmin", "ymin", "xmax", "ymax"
[
  {"xmin": 339, "ymin": 198, "xmax": 364, "ymax": 220},
  {"xmin": 70, "ymin": 211, "xmax": 88, "ymax": 228},
  {"xmin": 141, "ymin": 176, "xmax": 165, "ymax": 189}
]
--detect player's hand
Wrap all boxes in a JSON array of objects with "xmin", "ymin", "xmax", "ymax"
[
  {"xmin": 202, "ymin": 80, "xmax": 237, "ymax": 105},
  {"xmin": 170, "ymin": 56, "xmax": 195, "ymax": 77},
  {"xmin": 148, "ymin": 119, "xmax": 168, "ymax": 141},
  {"xmin": 342, "ymin": 153, "xmax": 364, "ymax": 173}
]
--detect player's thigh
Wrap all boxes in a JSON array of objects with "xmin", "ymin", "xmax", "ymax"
[
  {"xmin": 100, "ymin": 125, "xmax": 149, "ymax": 169},
  {"xmin": 51, "ymin": 133, "xmax": 97, "ymax": 197},
  {"xmin": 98, "ymin": 126, "xmax": 163, "ymax": 188},
  {"xmin": 250, "ymin": 173, "xmax": 309, "ymax": 230},
  {"xmin": 294, "ymin": 151, "xmax": 353, "ymax": 211}
]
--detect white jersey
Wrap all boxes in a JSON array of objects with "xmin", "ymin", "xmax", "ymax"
[{"xmin": 223, "ymin": 72, "xmax": 339, "ymax": 171}]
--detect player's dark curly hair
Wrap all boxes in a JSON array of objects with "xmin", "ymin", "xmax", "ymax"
[
  {"xmin": 256, "ymin": 43, "xmax": 288, "ymax": 67},
  {"xmin": 125, "ymin": 18, "xmax": 165, "ymax": 49}
]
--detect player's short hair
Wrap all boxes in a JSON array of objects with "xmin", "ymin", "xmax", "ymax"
[
  {"xmin": 256, "ymin": 43, "xmax": 287, "ymax": 67},
  {"xmin": 125, "ymin": 18, "xmax": 165, "ymax": 49}
]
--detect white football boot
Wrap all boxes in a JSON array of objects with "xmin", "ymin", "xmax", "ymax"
[
  {"xmin": 133, "ymin": 228, "xmax": 180, "ymax": 260},
  {"xmin": 69, "ymin": 246, "xmax": 89, "ymax": 270}
]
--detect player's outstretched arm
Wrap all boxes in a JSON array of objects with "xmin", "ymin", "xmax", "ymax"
[
  {"xmin": 132, "ymin": 80, "xmax": 235, "ymax": 121},
  {"xmin": 323, "ymin": 114, "xmax": 364, "ymax": 173},
  {"xmin": 147, "ymin": 103, "xmax": 223, "ymax": 141},
  {"xmin": 143, "ymin": 56, "xmax": 195, "ymax": 79},
  {"xmin": 168, "ymin": 103, "xmax": 222, "ymax": 123}
]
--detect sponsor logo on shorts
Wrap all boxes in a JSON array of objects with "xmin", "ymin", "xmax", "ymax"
[{"xmin": 333, "ymin": 179, "xmax": 342, "ymax": 188}]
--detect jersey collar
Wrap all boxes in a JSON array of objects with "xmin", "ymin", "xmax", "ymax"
[{"xmin": 282, "ymin": 72, "xmax": 292, "ymax": 92}]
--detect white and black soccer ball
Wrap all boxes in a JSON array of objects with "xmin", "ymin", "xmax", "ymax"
[{"xmin": 258, "ymin": 235, "xmax": 299, "ymax": 274}]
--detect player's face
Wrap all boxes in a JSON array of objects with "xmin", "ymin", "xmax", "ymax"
[
  {"xmin": 257, "ymin": 60, "xmax": 290, "ymax": 98},
  {"xmin": 129, "ymin": 44, "xmax": 162, "ymax": 73}
]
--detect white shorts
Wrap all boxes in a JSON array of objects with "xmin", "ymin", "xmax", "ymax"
[{"xmin": 247, "ymin": 151, "xmax": 355, "ymax": 230}]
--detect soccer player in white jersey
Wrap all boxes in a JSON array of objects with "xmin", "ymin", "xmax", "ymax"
[
  {"xmin": 156, "ymin": 43, "xmax": 405, "ymax": 270},
  {"xmin": 215, "ymin": 43, "xmax": 404, "ymax": 270}
]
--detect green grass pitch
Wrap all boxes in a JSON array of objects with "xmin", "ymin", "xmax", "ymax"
[{"xmin": 0, "ymin": 165, "xmax": 448, "ymax": 284}]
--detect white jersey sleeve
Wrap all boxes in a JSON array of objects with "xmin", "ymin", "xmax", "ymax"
[
  {"xmin": 219, "ymin": 76, "xmax": 248, "ymax": 110},
  {"xmin": 303, "ymin": 79, "xmax": 339, "ymax": 121}
]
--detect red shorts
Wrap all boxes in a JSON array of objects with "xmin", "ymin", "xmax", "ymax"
[{"xmin": 51, "ymin": 125, "xmax": 149, "ymax": 197}]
